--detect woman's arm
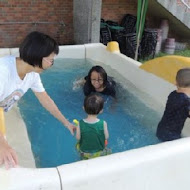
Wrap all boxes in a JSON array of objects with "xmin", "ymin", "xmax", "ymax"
[
  {"xmin": 34, "ymin": 91, "xmax": 75, "ymax": 135},
  {"xmin": 103, "ymin": 121, "xmax": 109, "ymax": 139}
]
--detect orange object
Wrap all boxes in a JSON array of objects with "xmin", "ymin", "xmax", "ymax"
[
  {"xmin": 105, "ymin": 139, "xmax": 108, "ymax": 146},
  {"xmin": 0, "ymin": 107, "xmax": 6, "ymax": 136}
]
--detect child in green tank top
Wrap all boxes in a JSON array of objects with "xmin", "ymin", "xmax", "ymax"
[{"xmin": 75, "ymin": 94, "xmax": 111, "ymax": 160}]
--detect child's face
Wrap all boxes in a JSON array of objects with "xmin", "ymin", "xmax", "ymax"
[{"xmin": 90, "ymin": 71, "xmax": 104, "ymax": 90}]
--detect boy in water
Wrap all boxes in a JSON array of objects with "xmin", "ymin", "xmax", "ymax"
[
  {"xmin": 156, "ymin": 68, "xmax": 190, "ymax": 141},
  {"xmin": 75, "ymin": 94, "xmax": 111, "ymax": 159}
]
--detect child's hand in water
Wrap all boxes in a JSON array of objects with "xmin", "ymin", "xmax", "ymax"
[{"xmin": 72, "ymin": 78, "xmax": 85, "ymax": 90}]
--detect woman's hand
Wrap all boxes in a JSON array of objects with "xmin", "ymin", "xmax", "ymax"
[
  {"xmin": 0, "ymin": 138, "xmax": 18, "ymax": 169},
  {"xmin": 65, "ymin": 122, "xmax": 76, "ymax": 135}
]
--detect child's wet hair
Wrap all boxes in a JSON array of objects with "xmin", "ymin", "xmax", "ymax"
[
  {"xmin": 84, "ymin": 94, "xmax": 104, "ymax": 115},
  {"xmin": 176, "ymin": 68, "xmax": 190, "ymax": 88},
  {"xmin": 87, "ymin": 66, "xmax": 107, "ymax": 86}
]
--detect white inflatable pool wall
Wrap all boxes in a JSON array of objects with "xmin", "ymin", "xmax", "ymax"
[{"xmin": 0, "ymin": 43, "xmax": 190, "ymax": 190}]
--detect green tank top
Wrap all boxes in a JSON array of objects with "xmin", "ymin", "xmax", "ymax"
[{"xmin": 79, "ymin": 119, "xmax": 105, "ymax": 153}]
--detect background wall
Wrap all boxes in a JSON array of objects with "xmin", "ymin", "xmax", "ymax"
[
  {"xmin": 0, "ymin": 0, "xmax": 188, "ymax": 48},
  {"xmin": 0, "ymin": 0, "xmax": 73, "ymax": 47},
  {"xmin": 101, "ymin": 0, "xmax": 137, "ymax": 23}
]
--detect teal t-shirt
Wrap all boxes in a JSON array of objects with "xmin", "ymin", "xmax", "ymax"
[{"xmin": 79, "ymin": 119, "xmax": 105, "ymax": 153}]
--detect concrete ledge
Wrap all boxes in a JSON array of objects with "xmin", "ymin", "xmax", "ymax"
[
  {"xmin": 184, "ymin": 12, "xmax": 190, "ymax": 26},
  {"xmin": 5, "ymin": 107, "xmax": 35, "ymax": 168},
  {"xmin": 0, "ymin": 167, "xmax": 61, "ymax": 190},
  {"xmin": 156, "ymin": 0, "xmax": 190, "ymax": 28},
  {"xmin": 0, "ymin": 48, "xmax": 10, "ymax": 57},
  {"xmin": 58, "ymin": 138, "xmax": 190, "ymax": 190},
  {"xmin": 176, "ymin": 5, "xmax": 185, "ymax": 22},
  {"xmin": 57, "ymin": 45, "xmax": 85, "ymax": 59},
  {"xmin": 10, "ymin": 48, "xmax": 19, "ymax": 57}
]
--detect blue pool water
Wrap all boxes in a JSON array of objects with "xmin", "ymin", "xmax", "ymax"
[{"xmin": 19, "ymin": 59, "xmax": 161, "ymax": 168}]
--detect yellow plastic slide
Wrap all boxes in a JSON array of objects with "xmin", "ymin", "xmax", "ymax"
[{"xmin": 140, "ymin": 55, "xmax": 190, "ymax": 84}]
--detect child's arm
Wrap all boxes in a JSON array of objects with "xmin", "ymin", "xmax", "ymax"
[
  {"xmin": 103, "ymin": 121, "xmax": 109, "ymax": 140},
  {"xmin": 76, "ymin": 124, "xmax": 81, "ymax": 140},
  {"xmin": 73, "ymin": 78, "xmax": 86, "ymax": 90}
]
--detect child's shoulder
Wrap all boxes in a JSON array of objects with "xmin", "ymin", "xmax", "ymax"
[
  {"xmin": 99, "ymin": 119, "xmax": 107, "ymax": 125},
  {"xmin": 168, "ymin": 90, "xmax": 190, "ymax": 105},
  {"xmin": 168, "ymin": 90, "xmax": 180, "ymax": 98},
  {"xmin": 170, "ymin": 90, "xmax": 189, "ymax": 98},
  {"xmin": 169, "ymin": 90, "xmax": 176, "ymax": 95}
]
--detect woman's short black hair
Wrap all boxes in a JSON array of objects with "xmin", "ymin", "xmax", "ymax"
[
  {"xmin": 86, "ymin": 66, "xmax": 108, "ymax": 86},
  {"xmin": 19, "ymin": 31, "xmax": 59, "ymax": 68},
  {"xmin": 84, "ymin": 94, "xmax": 104, "ymax": 115}
]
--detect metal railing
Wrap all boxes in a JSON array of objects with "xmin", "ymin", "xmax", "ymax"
[{"xmin": 181, "ymin": 0, "xmax": 190, "ymax": 9}]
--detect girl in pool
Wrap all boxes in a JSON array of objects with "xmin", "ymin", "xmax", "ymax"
[
  {"xmin": 73, "ymin": 65, "xmax": 116, "ymax": 98},
  {"xmin": 84, "ymin": 65, "xmax": 116, "ymax": 98},
  {"xmin": 75, "ymin": 94, "xmax": 111, "ymax": 160}
]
